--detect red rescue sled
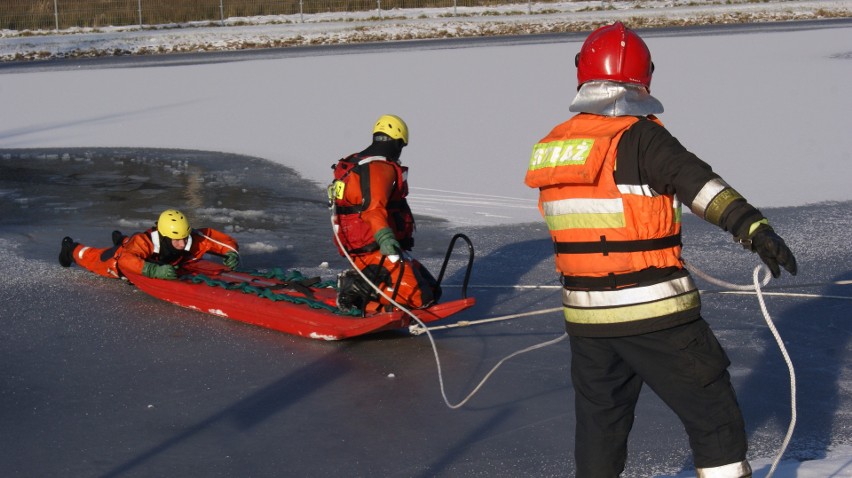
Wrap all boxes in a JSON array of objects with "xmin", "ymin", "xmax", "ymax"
[{"xmin": 123, "ymin": 234, "xmax": 476, "ymax": 340}]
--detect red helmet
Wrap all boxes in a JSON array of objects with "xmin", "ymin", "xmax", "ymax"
[{"xmin": 575, "ymin": 22, "xmax": 654, "ymax": 90}]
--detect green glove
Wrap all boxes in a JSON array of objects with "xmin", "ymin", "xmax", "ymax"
[
  {"xmin": 142, "ymin": 262, "xmax": 178, "ymax": 280},
  {"xmin": 374, "ymin": 227, "xmax": 400, "ymax": 256},
  {"xmin": 223, "ymin": 251, "xmax": 240, "ymax": 270}
]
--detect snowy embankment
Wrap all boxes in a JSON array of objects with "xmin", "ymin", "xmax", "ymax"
[{"xmin": 1, "ymin": 0, "xmax": 849, "ymax": 61}]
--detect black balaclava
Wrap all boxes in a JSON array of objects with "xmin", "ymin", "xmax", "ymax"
[
  {"xmin": 157, "ymin": 235, "xmax": 189, "ymax": 265},
  {"xmin": 358, "ymin": 133, "xmax": 405, "ymax": 162}
]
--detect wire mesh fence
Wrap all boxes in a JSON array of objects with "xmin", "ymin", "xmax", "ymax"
[{"xmin": 0, "ymin": 0, "xmax": 547, "ymax": 31}]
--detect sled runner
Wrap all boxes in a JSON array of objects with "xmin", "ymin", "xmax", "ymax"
[{"xmin": 123, "ymin": 234, "xmax": 476, "ymax": 340}]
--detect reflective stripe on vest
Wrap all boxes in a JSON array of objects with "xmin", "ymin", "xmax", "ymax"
[
  {"xmin": 562, "ymin": 276, "xmax": 700, "ymax": 324},
  {"xmin": 542, "ymin": 198, "xmax": 625, "ymax": 230}
]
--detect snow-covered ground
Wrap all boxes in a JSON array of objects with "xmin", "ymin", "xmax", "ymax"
[
  {"xmin": 1, "ymin": 1, "xmax": 851, "ymax": 477},
  {"xmin": 2, "ymin": 0, "xmax": 850, "ymax": 60}
]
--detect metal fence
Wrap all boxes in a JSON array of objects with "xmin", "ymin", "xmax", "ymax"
[{"xmin": 1, "ymin": 0, "xmax": 549, "ymax": 31}]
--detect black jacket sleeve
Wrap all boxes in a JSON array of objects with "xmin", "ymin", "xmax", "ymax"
[{"xmin": 616, "ymin": 117, "xmax": 764, "ymax": 238}]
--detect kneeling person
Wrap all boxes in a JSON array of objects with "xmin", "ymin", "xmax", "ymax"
[{"xmin": 330, "ymin": 114, "xmax": 441, "ymax": 313}]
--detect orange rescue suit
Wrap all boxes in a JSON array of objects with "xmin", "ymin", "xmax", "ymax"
[
  {"xmin": 331, "ymin": 155, "xmax": 414, "ymax": 254},
  {"xmin": 71, "ymin": 228, "xmax": 238, "ymax": 279},
  {"xmin": 331, "ymin": 155, "xmax": 436, "ymax": 309}
]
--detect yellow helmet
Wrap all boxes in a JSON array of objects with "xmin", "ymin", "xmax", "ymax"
[
  {"xmin": 157, "ymin": 209, "xmax": 191, "ymax": 239},
  {"xmin": 372, "ymin": 114, "xmax": 409, "ymax": 145}
]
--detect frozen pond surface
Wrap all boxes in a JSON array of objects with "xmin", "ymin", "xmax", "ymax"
[
  {"xmin": 1, "ymin": 148, "xmax": 851, "ymax": 477},
  {"xmin": 2, "ymin": 10, "xmax": 851, "ymax": 477}
]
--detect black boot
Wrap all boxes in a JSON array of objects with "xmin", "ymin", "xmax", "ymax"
[
  {"xmin": 336, "ymin": 270, "xmax": 376, "ymax": 313},
  {"xmin": 111, "ymin": 230, "xmax": 126, "ymax": 246},
  {"xmin": 58, "ymin": 237, "xmax": 77, "ymax": 267}
]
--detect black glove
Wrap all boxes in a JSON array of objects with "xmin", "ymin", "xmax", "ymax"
[{"xmin": 740, "ymin": 223, "xmax": 797, "ymax": 278}]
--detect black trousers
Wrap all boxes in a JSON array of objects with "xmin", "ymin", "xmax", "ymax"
[{"xmin": 569, "ymin": 319, "xmax": 747, "ymax": 478}]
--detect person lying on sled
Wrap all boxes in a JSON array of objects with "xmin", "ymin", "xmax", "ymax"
[
  {"xmin": 59, "ymin": 209, "xmax": 240, "ymax": 280},
  {"xmin": 330, "ymin": 114, "xmax": 441, "ymax": 313}
]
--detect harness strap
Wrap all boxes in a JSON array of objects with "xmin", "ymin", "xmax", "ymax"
[
  {"xmin": 554, "ymin": 233, "xmax": 681, "ymax": 256},
  {"xmin": 346, "ymin": 243, "xmax": 380, "ymax": 255},
  {"xmin": 268, "ymin": 277, "xmax": 322, "ymax": 299},
  {"xmin": 336, "ymin": 199, "xmax": 408, "ymax": 216},
  {"xmin": 562, "ymin": 266, "xmax": 684, "ymax": 290}
]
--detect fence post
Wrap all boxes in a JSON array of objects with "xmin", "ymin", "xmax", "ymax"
[
  {"xmin": 138, "ymin": 0, "xmax": 143, "ymax": 28},
  {"xmin": 300, "ymin": 0, "xmax": 304, "ymax": 23},
  {"xmin": 220, "ymin": 0, "xmax": 225, "ymax": 25},
  {"xmin": 53, "ymin": 0, "xmax": 59, "ymax": 30},
  {"xmin": 377, "ymin": 0, "xmax": 382, "ymax": 20}
]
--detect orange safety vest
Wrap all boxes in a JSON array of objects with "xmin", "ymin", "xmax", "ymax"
[{"xmin": 526, "ymin": 113, "xmax": 699, "ymax": 331}]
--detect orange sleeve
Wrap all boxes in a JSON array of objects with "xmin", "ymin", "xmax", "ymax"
[
  {"xmin": 359, "ymin": 161, "xmax": 398, "ymax": 235},
  {"xmin": 116, "ymin": 233, "xmax": 155, "ymax": 275},
  {"xmin": 189, "ymin": 228, "xmax": 239, "ymax": 258}
]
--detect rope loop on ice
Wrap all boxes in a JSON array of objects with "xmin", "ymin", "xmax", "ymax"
[{"xmin": 686, "ymin": 262, "xmax": 796, "ymax": 478}]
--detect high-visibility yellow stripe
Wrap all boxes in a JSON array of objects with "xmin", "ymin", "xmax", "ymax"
[
  {"xmin": 704, "ymin": 188, "xmax": 743, "ymax": 226},
  {"xmin": 545, "ymin": 213, "xmax": 625, "ymax": 230},
  {"xmin": 564, "ymin": 290, "xmax": 700, "ymax": 324},
  {"xmin": 543, "ymin": 197, "xmax": 625, "ymax": 230}
]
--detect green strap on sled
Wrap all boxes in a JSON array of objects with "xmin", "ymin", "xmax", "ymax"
[{"xmin": 183, "ymin": 269, "xmax": 361, "ymax": 316}]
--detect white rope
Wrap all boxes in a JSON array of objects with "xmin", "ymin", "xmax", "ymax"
[
  {"xmin": 684, "ymin": 261, "xmax": 773, "ymax": 291},
  {"xmin": 409, "ymin": 307, "xmax": 563, "ymax": 334},
  {"xmin": 686, "ymin": 262, "xmax": 796, "ymax": 478},
  {"xmin": 751, "ymin": 266, "xmax": 797, "ymax": 478},
  {"xmin": 330, "ymin": 207, "xmax": 567, "ymax": 409},
  {"xmin": 717, "ymin": 291, "xmax": 852, "ymax": 301}
]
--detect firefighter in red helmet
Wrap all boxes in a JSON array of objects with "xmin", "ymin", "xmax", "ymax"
[{"xmin": 525, "ymin": 22, "xmax": 796, "ymax": 478}]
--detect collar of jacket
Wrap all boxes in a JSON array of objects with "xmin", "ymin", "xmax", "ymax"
[
  {"xmin": 569, "ymin": 80, "xmax": 664, "ymax": 116},
  {"xmin": 150, "ymin": 229, "xmax": 193, "ymax": 254}
]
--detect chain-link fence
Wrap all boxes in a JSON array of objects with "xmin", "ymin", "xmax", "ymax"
[{"xmin": 1, "ymin": 0, "xmax": 549, "ymax": 31}]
